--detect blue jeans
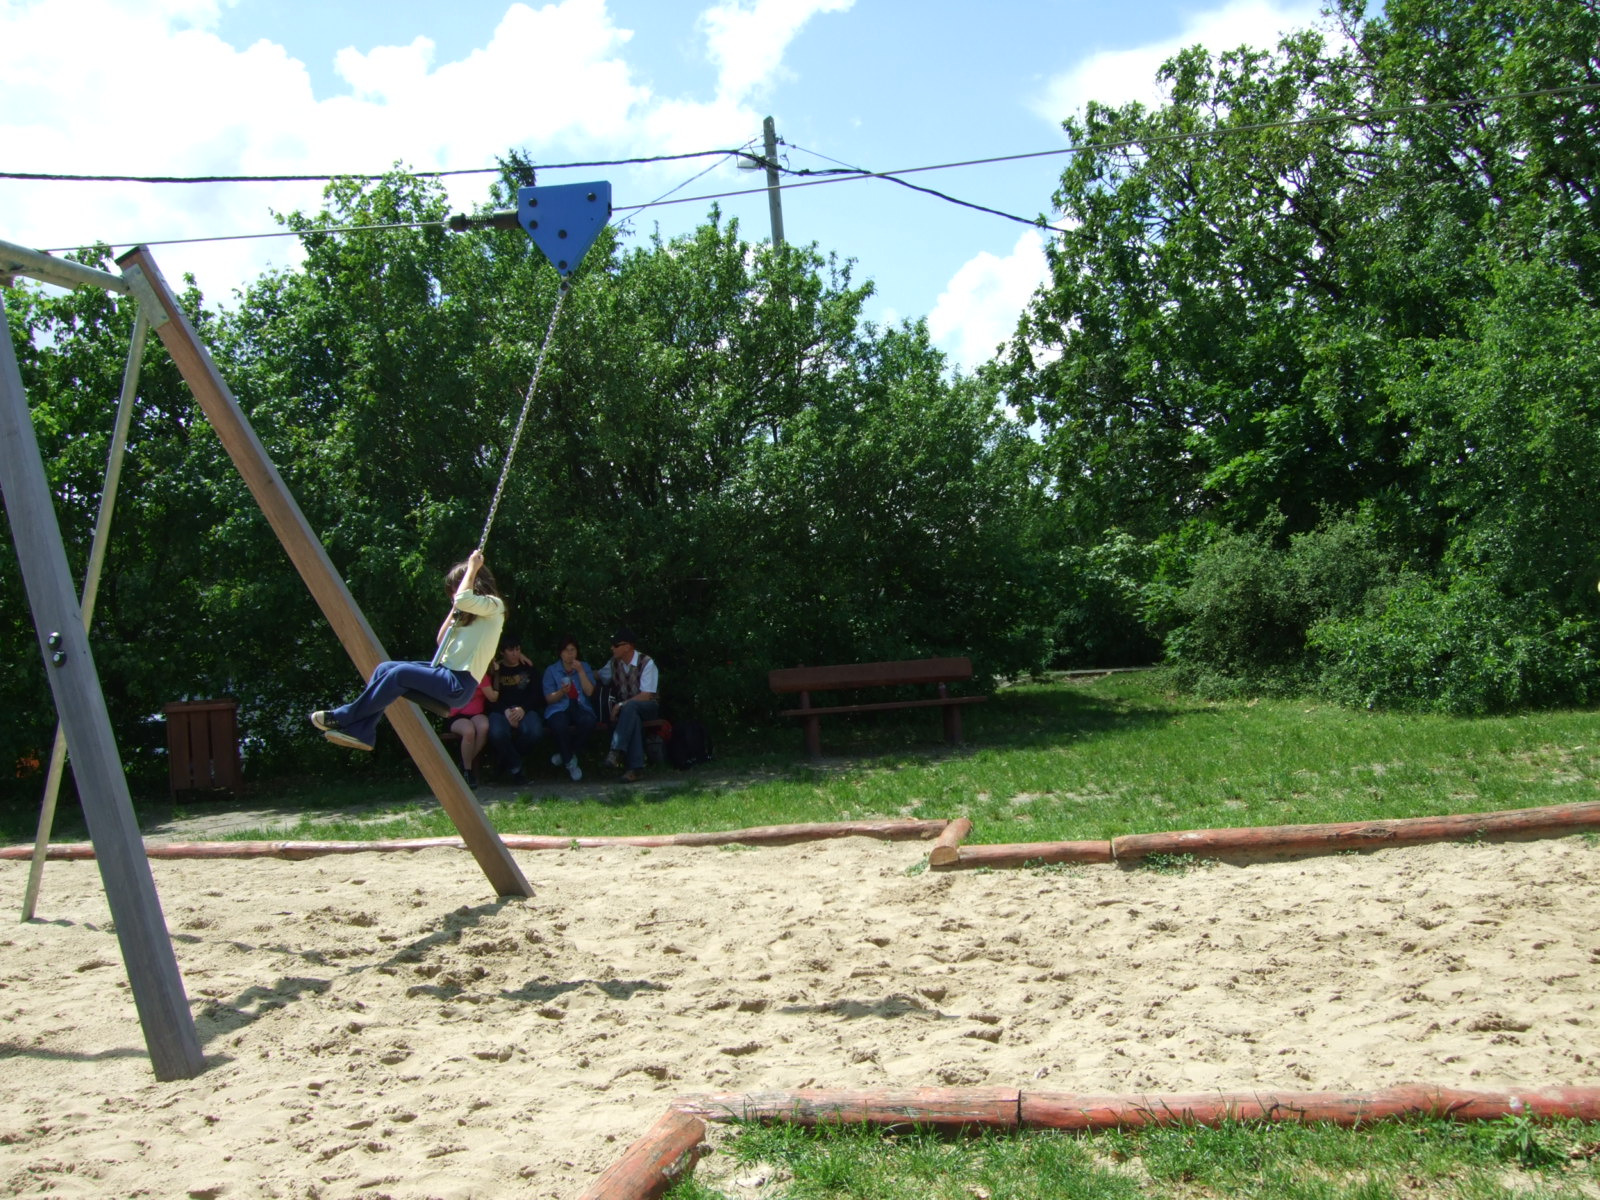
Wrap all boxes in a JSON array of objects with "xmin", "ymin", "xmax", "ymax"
[
  {"xmin": 610, "ymin": 699, "xmax": 660, "ymax": 770},
  {"xmin": 487, "ymin": 709, "xmax": 544, "ymax": 775},
  {"xmin": 547, "ymin": 705, "xmax": 597, "ymax": 766},
  {"xmin": 329, "ymin": 661, "xmax": 474, "ymax": 747}
]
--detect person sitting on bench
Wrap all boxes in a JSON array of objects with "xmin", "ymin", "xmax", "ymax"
[
  {"xmin": 598, "ymin": 627, "xmax": 658, "ymax": 783},
  {"xmin": 487, "ymin": 632, "xmax": 543, "ymax": 786}
]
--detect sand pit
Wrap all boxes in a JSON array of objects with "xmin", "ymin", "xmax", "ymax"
[{"xmin": 2, "ymin": 833, "xmax": 1597, "ymax": 1197}]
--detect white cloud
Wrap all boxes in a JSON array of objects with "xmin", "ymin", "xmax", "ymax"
[
  {"xmin": 927, "ymin": 229, "xmax": 1049, "ymax": 375},
  {"xmin": 1032, "ymin": 0, "xmax": 1324, "ymax": 128},
  {"xmin": 699, "ymin": 0, "xmax": 854, "ymax": 105},
  {"xmin": 0, "ymin": 0, "xmax": 846, "ymax": 302}
]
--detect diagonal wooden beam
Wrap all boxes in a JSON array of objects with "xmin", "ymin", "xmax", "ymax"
[
  {"xmin": 0, "ymin": 291, "xmax": 205, "ymax": 1080},
  {"xmin": 114, "ymin": 246, "xmax": 531, "ymax": 900}
]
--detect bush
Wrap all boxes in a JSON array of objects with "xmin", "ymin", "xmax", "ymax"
[
  {"xmin": 1310, "ymin": 573, "xmax": 1600, "ymax": 714},
  {"xmin": 1164, "ymin": 517, "xmax": 1396, "ymax": 695},
  {"xmin": 1049, "ymin": 531, "xmax": 1163, "ymax": 669}
]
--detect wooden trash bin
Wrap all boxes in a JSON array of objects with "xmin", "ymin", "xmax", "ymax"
[{"xmin": 162, "ymin": 699, "xmax": 242, "ymax": 797}]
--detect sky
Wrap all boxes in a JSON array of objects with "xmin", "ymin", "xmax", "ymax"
[{"xmin": 1, "ymin": 0, "xmax": 1327, "ymax": 373}]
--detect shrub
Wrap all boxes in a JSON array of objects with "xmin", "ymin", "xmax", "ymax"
[
  {"xmin": 1310, "ymin": 573, "xmax": 1600, "ymax": 714},
  {"xmin": 1164, "ymin": 517, "xmax": 1397, "ymax": 695}
]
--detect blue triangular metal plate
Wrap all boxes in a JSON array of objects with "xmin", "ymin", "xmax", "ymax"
[{"xmin": 517, "ymin": 181, "xmax": 612, "ymax": 277}]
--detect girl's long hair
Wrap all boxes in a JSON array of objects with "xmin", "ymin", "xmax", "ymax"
[{"xmin": 444, "ymin": 560, "xmax": 502, "ymax": 627}]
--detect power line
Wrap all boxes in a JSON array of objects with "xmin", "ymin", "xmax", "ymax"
[
  {"xmin": 614, "ymin": 145, "xmax": 758, "ymax": 236},
  {"xmin": 34, "ymin": 81, "xmax": 1600, "ymax": 256},
  {"xmin": 2, "ymin": 148, "xmax": 766, "ymax": 185},
  {"xmin": 626, "ymin": 81, "xmax": 1600, "ymax": 220},
  {"xmin": 783, "ymin": 142, "xmax": 1067, "ymax": 233}
]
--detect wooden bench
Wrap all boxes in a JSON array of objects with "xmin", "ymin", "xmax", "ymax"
[{"xmin": 769, "ymin": 657, "xmax": 986, "ymax": 758}]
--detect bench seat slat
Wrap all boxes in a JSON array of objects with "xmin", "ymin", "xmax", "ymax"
[
  {"xmin": 769, "ymin": 656, "xmax": 972, "ymax": 693},
  {"xmin": 778, "ymin": 696, "xmax": 987, "ymax": 718}
]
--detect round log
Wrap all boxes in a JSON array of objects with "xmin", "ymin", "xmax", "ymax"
[
  {"xmin": 577, "ymin": 1107, "xmax": 706, "ymax": 1200},
  {"xmin": 0, "ymin": 819, "xmax": 951, "ymax": 863},
  {"xmin": 1111, "ymin": 801, "xmax": 1600, "ymax": 862},
  {"xmin": 1021, "ymin": 1085, "xmax": 1600, "ymax": 1129},
  {"xmin": 932, "ymin": 841, "xmax": 1114, "ymax": 870},
  {"xmin": 674, "ymin": 1087, "xmax": 1020, "ymax": 1128},
  {"xmin": 671, "ymin": 819, "xmax": 949, "ymax": 847},
  {"xmin": 928, "ymin": 818, "xmax": 973, "ymax": 866}
]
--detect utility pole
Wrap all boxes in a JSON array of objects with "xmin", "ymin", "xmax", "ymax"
[{"xmin": 762, "ymin": 115, "xmax": 785, "ymax": 247}]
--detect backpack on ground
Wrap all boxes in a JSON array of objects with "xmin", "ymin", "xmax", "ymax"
[{"xmin": 667, "ymin": 719, "xmax": 713, "ymax": 770}]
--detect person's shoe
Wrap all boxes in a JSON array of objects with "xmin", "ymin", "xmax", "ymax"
[
  {"xmin": 508, "ymin": 769, "xmax": 527, "ymax": 786},
  {"xmin": 621, "ymin": 769, "xmax": 642, "ymax": 783},
  {"xmin": 566, "ymin": 759, "xmax": 583, "ymax": 782},
  {"xmin": 603, "ymin": 749, "xmax": 622, "ymax": 769},
  {"xmin": 310, "ymin": 710, "xmax": 336, "ymax": 732},
  {"xmin": 550, "ymin": 752, "xmax": 563, "ymax": 767},
  {"xmin": 465, "ymin": 768, "xmax": 480, "ymax": 789},
  {"xmin": 324, "ymin": 729, "xmax": 373, "ymax": 751}
]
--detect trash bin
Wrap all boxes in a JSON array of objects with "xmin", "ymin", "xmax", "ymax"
[{"xmin": 162, "ymin": 699, "xmax": 241, "ymax": 797}]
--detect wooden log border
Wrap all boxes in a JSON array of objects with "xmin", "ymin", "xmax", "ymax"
[
  {"xmin": 928, "ymin": 801, "xmax": 1600, "ymax": 871},
  {"xmin": 575, "ymin": 1107, "xmax": 705, "ymax": 1200},
  {"xmin": 583, "ymin": 1084, "xmax": 1600, "ymax": 1197},
  {"xmin": 0, "ymin": 819, "xmax": 950, "ymax": 863}
]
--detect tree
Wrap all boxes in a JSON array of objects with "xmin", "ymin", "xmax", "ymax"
[{"xmin": 1006, "ymin": 0, "xmax": 1600, "ymax": 708}]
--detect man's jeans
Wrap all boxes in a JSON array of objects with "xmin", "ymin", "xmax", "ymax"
[{"xmin": 611, "ymin": 699, "xmax": 660, "ymax": 770}]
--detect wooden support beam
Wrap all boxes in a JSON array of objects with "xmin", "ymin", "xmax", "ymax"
[
  {"xmin": 0, "ymin": 292, "xmax": 205, "ymax": 1080},
  {"xmin": 113, "ymin": 246, "xmax": 531, "ymax": 900}
]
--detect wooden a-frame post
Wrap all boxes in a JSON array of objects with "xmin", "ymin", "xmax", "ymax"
[
  {"xmin": 115, "ymin": 247, "xmax": 531, "ymax": 899},
  {"xmin": 0, "ymin": 288, "xmax": 207, "ymax": 1081}
]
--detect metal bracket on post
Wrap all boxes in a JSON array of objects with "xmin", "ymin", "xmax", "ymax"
[
  {"xmin": 119, "ymin": 263, "xmax": 172, "ymax": 329},
  {"xmin": 515, "ymin": 181, "xmax": 612, "ymax": 277}
]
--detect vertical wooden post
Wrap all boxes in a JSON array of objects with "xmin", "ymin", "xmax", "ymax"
[
  {"xmin": 0, "ymin": 292, "xmax": 206, "ymax": 1080},
  {"xmin": 114, "ymin": 247, "xmax": 531, "ymax": 900},
  {"xmin": 799, "ymin": 690, "xmax": 821, "ymax": 758},
  {"xmin": 939, "ymin": 683, "xmax": 962, "ymax": 743}
]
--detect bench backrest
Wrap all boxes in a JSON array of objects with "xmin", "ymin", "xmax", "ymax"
[{"xmin": 769, "ymin": 657, "xmax": 973, "ymax": 694}]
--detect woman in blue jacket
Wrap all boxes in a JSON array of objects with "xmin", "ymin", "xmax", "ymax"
[{"xmin": 542, "ymin": 635, "xmax": 597, "ymax": 781}]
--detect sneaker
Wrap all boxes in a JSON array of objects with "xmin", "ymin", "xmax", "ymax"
[
  {"xmin": 465, "ymin": 768, "xmax": 480, "ymax": 789},
  {"xmin": 550, "ymin": 752, "xmax": 563, "ymax": 767},
  {"xmin": 566, "ymin": 759, "xmax": 583, "ymax": 782},
  {"xmin": 324, "ymin": 729, "xmax": 373, "ymax": 751},
  {"xmin": 310, "ymin": 710, "xmax": 336, "ymax": 731},
  {"xmin": 621, "ymin": 769, "xmax": 642, "ymax": 783},
  {"xmin": 603, "ymin": 749, "xmax": 622, "ymax": 769}
]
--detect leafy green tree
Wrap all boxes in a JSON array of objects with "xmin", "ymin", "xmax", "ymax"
[
  {"xmin": 1008, "ymin": 0, "xmax": 1600, "ymax": 708},
  {"xmin": 2, "ymin": 167, "xmax": 1062, "ymax": 790}
]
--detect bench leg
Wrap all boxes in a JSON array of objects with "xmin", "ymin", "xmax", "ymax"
[
  {"xmin": 943, "ymin": 704, "xmax": 963, "ymax": 744},
  {"xmin": 803, "ymin": 714, "xmax": 822, "ymax": 758}
]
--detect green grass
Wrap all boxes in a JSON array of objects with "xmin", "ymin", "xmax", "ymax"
[
  {"xmin": 194, "ymin": 671, "xmax": 1600, "ymax": 844},
  {"xmin": 671, "ymin": 1115, "xmax": 1600, "ymax": 1199},
  {"xmin": 8, "ymin": 671, "xmax": 1596, "ymax": 845}
]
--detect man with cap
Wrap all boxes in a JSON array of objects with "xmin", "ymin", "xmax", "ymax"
[
  {"xmin": 597, "ymin": 627, "xmax": 659, "ymax": 782},
  {"xmin": 486, "ymin": 632, "xmax": 544, "ymax": 785}
]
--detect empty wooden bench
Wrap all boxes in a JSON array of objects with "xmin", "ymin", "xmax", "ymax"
[{"xmin": 769, "ymin": 657, "xmax": 986, "ymax": 758}]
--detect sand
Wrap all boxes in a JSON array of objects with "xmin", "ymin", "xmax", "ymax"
[{"xmin": 1, "ymin": 833, "xmax": 1597, "ymax": 1198}]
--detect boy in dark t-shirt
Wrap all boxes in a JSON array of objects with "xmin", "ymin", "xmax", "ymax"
[{"xmin": 486, "ymin": 632, "xmax": 544, "ymax": 784}]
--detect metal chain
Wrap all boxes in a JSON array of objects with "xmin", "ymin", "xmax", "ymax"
[{"xmin": 477, "ymin": 283, "xmax": 569, "ymax": 551}]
